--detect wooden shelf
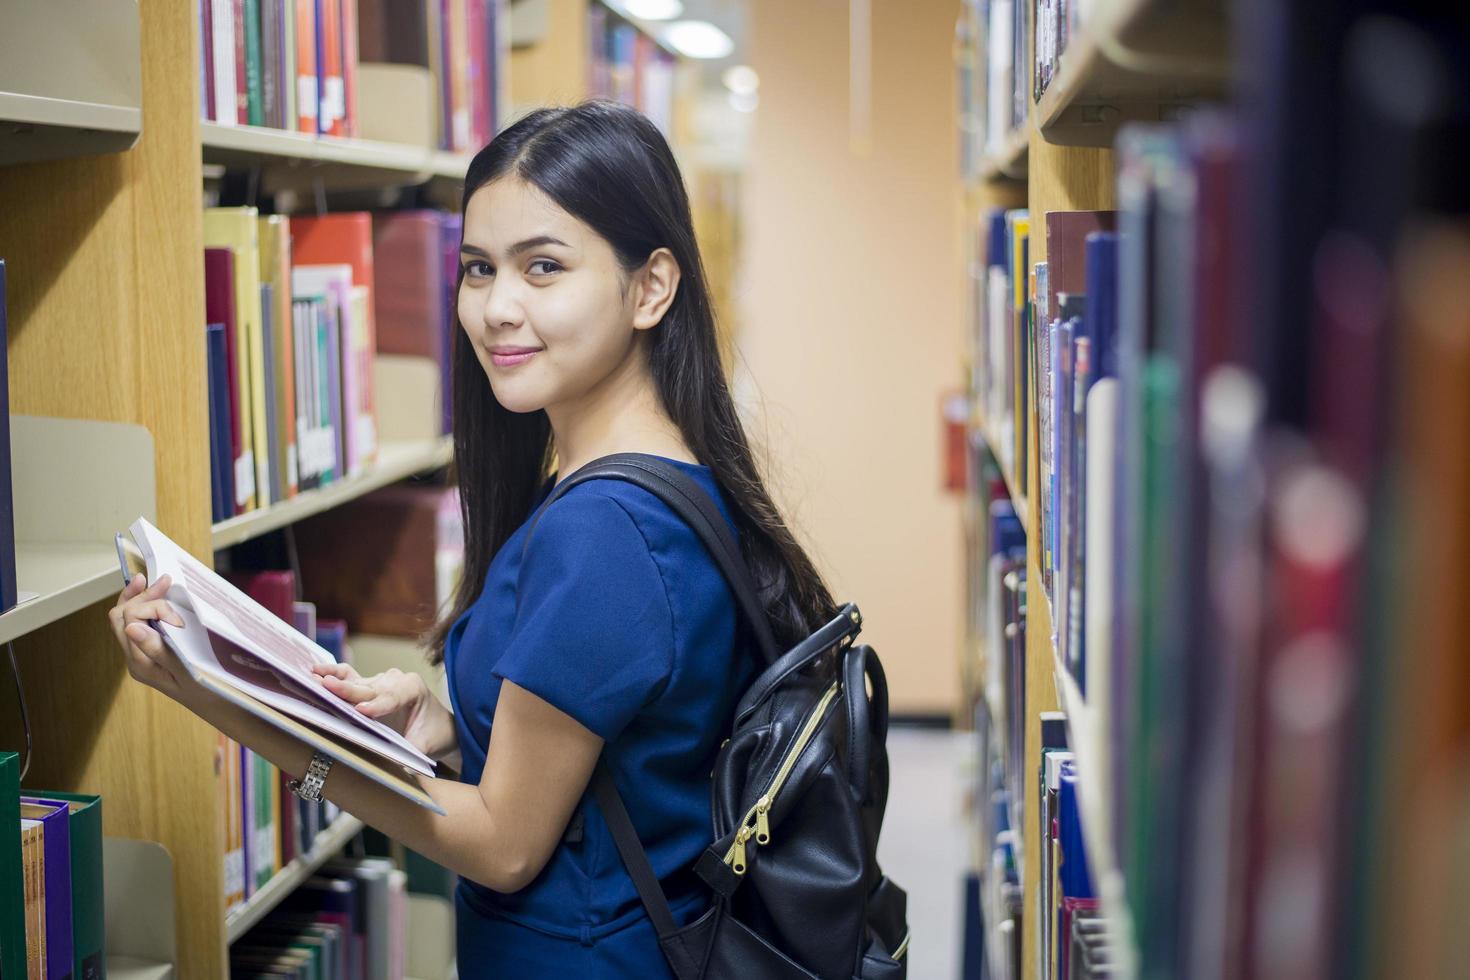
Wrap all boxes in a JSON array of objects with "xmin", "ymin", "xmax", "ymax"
[
  {"xmin": 212, "ymin": 436, "xmax": 453, "ymax": 551},
  {"xmin": 201, "ymin": 123, "xmax": 472, "ymax": 195},
  {"xmin": 980, "ymin": 126, "xmax": 1029, "ymax": 181},
  {"xmin": 1035, "ymin": 0, "xmax": 1229, "ymax": 147},
  {"xmin": 106, "ymin": 957, "xmax": 174, "ymax": 980},
  {"xmin": 226, "ymin": 814, "xmax": 365, "ymax": 943},
  {"xmin": 0, "ymin": 92, "xmax": 141, "ymax": 165},
  {"xmin": 1051, "ymin": 647, "xmax": 1139, "ymax": 978}
]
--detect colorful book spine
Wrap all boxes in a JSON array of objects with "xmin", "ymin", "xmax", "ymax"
[
  {"xmin": 1, "ymin": 752, "xmax": 25, "ymax": 979},
  {"xmin": 25, "ymin": 793, "xmax": 103, "ymax": 980},
  {"xmin": 0, "ymin": 260, "xmax": 13, "ymax": 614}
]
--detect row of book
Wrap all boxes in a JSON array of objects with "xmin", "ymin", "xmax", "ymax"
[
  {"xmin": 587, "ymin": 3, "xmax": 679, "ymax": 139},
  {"xmin": 219, "ymin": 570, "xmax": 352, "ymax": 911},
  {"xmin": 232, "ymin": 857, "xmax": 410, "ymax": 979},
  {"xmin": 199, "ymin": 0, "xmax": 506, "ymax": 153},
  {"xmin": 955, "ymin": 0, "xmax": 1028, "ymax": 176},
  {"xmin": 1031, "ymin": 0, "xmax": 1077, "ymax": 102},
  {"xmin": 1, "ymin": 753, "xmax": 104, "ymax": 980},
  {"xmin": 203, "ymin": 207, "xmax": 458, "ymax": 524}
]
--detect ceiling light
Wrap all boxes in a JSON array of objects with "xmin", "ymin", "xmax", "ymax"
[
  {"xmin": 729, "ymin": 90, "xmax": 758, "ymax": 113},
  {"xmin": 663, "ymin": 20, "xmax": 735, "ymax": 60},
  {"xmin": 722, "ymin": 65, "xmax": 759, "ymax": 95},
  {"xmin": 622, "ymin": 0, "xmax": 683, "ymax": 19}
]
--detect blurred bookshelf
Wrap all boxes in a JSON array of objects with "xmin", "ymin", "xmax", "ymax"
[{"xmin": 224, "ymin": 814, "xmax": 365, "ymax": 943}]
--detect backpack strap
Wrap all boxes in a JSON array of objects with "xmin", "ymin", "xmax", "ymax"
[
  {"xmin": 591, "ymin": 758, "xmax": 681, "ymax": 938},
  {"xmin": 522, "ymin": 453, "xmax": 783, "ymax": 665}
]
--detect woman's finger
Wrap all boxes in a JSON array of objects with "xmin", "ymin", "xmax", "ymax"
[
  {"xmin": 321, "ymin": 673, "xmax": 377, "ymax": 704},
  {"xmin": 355, "ymin": 692, "xmax": 399, "ymax": 718},
  {"xmin": 123, "ymin": 599, "xmax": 184, "ymax": 629},
  {"xmin": 312, "ymin": 662, "xmax": 360, "ymax": 681}
]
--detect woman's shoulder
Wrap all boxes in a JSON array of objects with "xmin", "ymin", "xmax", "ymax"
[{"xmin": 536, "ymin": 459, "xmax": 733, "ymax": 555}]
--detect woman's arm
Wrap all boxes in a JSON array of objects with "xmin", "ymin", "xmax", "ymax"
[{"xmin": 112, "ymin": 574, "xmax": 604, "ymax": 893}]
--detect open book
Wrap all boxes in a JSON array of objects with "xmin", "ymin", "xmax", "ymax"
[{"xmin": 116, "ymin": 517, "xmax": 444, "ymax": 815}]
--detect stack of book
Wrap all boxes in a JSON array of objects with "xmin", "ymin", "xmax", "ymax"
[
  {"xmin": 199, "ymin": 0, "xmax": 506, "ymax": 151},
  {"xmin": 231, "ymin": 856, "xmax": 409, "ymax": 979},
  {"xmin": 587, "ymin": 3, "xmax": 678, "ymax": 138},
  {"xmin": 1, "ymin": 753, "xmax": 106, "ymax": 980}
]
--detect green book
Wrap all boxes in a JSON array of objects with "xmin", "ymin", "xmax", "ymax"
[
  {"xmin": 28, "ymin": 791, "xmax": 104, "ymax": 980},
  {"xmin": 244, "ymin": 0, "xmax": 265, "ymax": 127},
  {"xmin": 0, "ymin": 752, "xmax": 23, "ymax": 979}
]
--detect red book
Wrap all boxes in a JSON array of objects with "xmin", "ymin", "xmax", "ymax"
[
  {"xmin": 225, "ymin": 569, "xmax": 298, "ymax": 624},
  {"xmin": 233, "ymin": 0, "xmax": 249, "ymax": 124},
  {"xmin": 201, "ymin": 0, "xmax": 216, "ymax": 121},
  {"xmin": 204, "ymin": 248, "xmax": 246, "ymax": 516},
  {"xmin": 466, "ymin": 0, "xmax": 488, "ymax": 147},
  {"xmin": 371, "ymin": 211, "xmax": 446, "ymax": 360},
  {"xmin": 1043, "ymin": 211, "xmax": 1117, "ymax": 327},
  {"xmin": 320, "ymin": 0, "xmax": 345, "ymax": 136}
]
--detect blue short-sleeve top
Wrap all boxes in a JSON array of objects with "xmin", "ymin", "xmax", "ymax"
[{"xmin": 443, "ymin": 457, "xmax": 758, "ymax": 947}]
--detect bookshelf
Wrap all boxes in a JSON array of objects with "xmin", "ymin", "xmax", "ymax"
[
  {"xmin": 224, "ymin": 813, "xmax": 366, "ymax": 942},
  {"xmin": 1034, "ymin": 0, "xmax": 1229, "ymax": 146},
  {"xmin": 211, "ymin": 436, "xmax": 452, "ymax": 550}
]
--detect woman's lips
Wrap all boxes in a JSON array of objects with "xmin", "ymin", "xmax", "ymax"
[{"xmin": 490, "ymin": 349, "xmax": 540, "ymax": 368}]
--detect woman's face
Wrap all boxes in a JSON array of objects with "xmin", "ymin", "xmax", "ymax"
[{"xmin": 457, "ymin": 177, "xmax": 644, "ymax": 416}]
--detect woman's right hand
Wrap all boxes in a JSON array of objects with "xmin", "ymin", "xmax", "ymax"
[{"xmin": 312, "ymin": 662, "xmax": 456, "ymax": 762}]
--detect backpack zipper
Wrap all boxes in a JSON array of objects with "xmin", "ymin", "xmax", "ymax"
[
  {"xmin": 723, "ymin": 681, "xmax": 842, "ymax": 875},
  {"xmin": 892, "ymin": 929, "xmax": 910, "ymax": 960}
]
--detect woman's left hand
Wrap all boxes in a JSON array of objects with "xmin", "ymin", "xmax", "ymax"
[{"xmin": 108, "ymin": 573, "xmax": 202, "ymax": 707}]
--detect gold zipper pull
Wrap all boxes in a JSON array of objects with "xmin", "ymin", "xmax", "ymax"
[
  {"xmin": 755, "ymin": 796, "xmax": 772, "ymax": 845},
  {"xmin": 729, "ymin": 827, "xmax": 750, "ymax": 875}
]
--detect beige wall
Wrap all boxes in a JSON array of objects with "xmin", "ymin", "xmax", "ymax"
[{"xmin": 736, "ymin": 0, "xmax": 965, "ymax": 714}]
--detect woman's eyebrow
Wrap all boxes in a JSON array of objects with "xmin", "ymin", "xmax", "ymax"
[{"xmin": 460, "ymin": 236, "xmax": 571, "ymax": 259}]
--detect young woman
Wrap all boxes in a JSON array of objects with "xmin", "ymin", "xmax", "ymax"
[{"xmin": 109, "ymin": 100, "xmax": 838, "ymax": 976}]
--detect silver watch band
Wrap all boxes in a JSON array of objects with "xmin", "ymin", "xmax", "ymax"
[{"xmin": 288, "ymin": 751, "xmax": 334, "ymax": 802}]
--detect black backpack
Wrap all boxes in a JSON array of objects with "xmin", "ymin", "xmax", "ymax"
[{"xmin": 525, "ymin": 454, "xmax": 909, "ymax": 979}]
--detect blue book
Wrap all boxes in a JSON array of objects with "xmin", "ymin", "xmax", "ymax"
[
  {"xmin": 19, "ymin": 798, "xmax": 73, "ymax": 980},
  {"xmin": 206, "ymin": 322, "xmax": 233, "ymax": 524},
  {"xmin": 1081, "ymin": 232, "xmax": 1120, "ymax": 379},
  {"xmin": 1057, "ymin": 760, "xmax": 1095, "ymax": 900},
  {"xmin": 989, "ymin": 499, "xmax": 1025, "ymax": 557},
  {"xmin": 0, "ymin": 259, "xmax": 14, "ymax": 614}
]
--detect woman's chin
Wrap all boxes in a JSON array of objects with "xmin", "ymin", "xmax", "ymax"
[{"xmin": 490, "ymin": 385, "xmax": 550, "ymax": 415}]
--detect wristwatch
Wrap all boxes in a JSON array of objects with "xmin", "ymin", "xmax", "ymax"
[{"xmin": 287, "ymin": 751, "xmax": 335, "ymax": 802}]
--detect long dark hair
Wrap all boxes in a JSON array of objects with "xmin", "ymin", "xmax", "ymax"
[{"xmin": 426, "ymin": 100, "xmax": 837, "ymax": 664}]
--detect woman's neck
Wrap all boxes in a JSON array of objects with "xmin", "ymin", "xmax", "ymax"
[{"xmin": 547, "ymin": 347, "xmax": 696, "ymax": 480}]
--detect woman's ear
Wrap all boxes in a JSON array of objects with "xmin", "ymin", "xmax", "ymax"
[{"xmin": 630, "ymin": 248, "xmax": 681, "ymax": 331}]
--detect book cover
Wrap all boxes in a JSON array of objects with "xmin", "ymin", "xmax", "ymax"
[
  {"xmin": 1, "ymin": 752, "xmax": 25, "ymax": 979},
  {"xmin": 341, "ymin": 0, "xmax": 359, "ymax": 137},
  {"xmin": 201, "ymin": 0, "xmax": 216, "ymax": 122},
  {"xmin": 1043, "ymin": 211, "xmax": 1118, "ymax": 330},
  {"xmin": 204, "ymin": 208, "xmax": 268, "ymax": 513},
  {"xmin": 290, "ymin": 214, "xmax": 376, "ymax": 341},
  {"xmin": 260, "ymin": 0, "xmax": 280, "ymax": 129},
  {"xmin": 357, "ymin": 0, "xmax": 430, "ymax": 64},
  {"xmin": 259, "ymin": 283, "xmax": 281, "ymax": 505},
  {"xmin": 204, "ymin": 248, "xmax": 248, "ymax": 515},
  {"xmin": 372, "ymin": 211, "xmax": 447, "ymax": 360},
  {"xmin": 295, "ymin": 485, "xmax": 460, "ymax": 638},
  {"xmin": 280, "ymin": 0, "xmax": 298, "ymax": 131},
  {"xmin": 348, "ymin": 284, "xmax": 377, "ymax": 470},
  {"xmin": 317, "ymin": 0, "xmax": 345, "ymax": 136},
  {"xmin": 22, "ymin": 793, "xmax": 102, "ymax": 980},
  {"xmin": 20, "ymin": 816, "xmax": 44, "ymax": 978},
  {"xmin": 259, "ymin": 214, "xmax": 298, "ymax": 498},
  {"xmin": 233, "ymin": 0, "xmax": 250, "ymax": 124},
  {"xmin": 324, "ymin": 858, "xmax": 393, "ymax": 980},
  {"xmin": 295, "ymin": 0, "xmax": 318, "ymax": 133},
  {"xmin": 0, "ymin": 260, "xmax": 14, "ymax": 613},
  {"xmin": 466, "ymin": 0, "xmax": 488, "ymax": 146},
  {"xmin": 291, "ymin": 299, "xmax": 319, "ymax": 492},
  {"xmin": 447, "ymin": 0, "xmax": 470, "ymax": 150},
  {"xmin": 213, "ymin": 0, "xmax": 239, "ymax": 125},
  {"xmin": 206, "ymin": 322, "xmax": 232, "ymax": 524},
  {"xmin": 244, "ymin": 0, "xmax": 265, "ymax": 125},
  {"xmin": 20, "ymin": 801, "xmax": 74, "ymax": 980},
  {"xmin": 282, "ymin": 877, "xmax": 360, "ymax": 978},
  {"xmin": 292, "ymin": 265, "xmax": 354, "ymax": 482},
  {"xmin": 223, "ymin": 732, "xmax": 246, "ymax": 909},
  {"xmin": 425, "ymin": 0, "xmax": 447, "ymax": 148},
  {"xmin": 439, "ymin": 212, "xmax": 462, "ymax": 434}
]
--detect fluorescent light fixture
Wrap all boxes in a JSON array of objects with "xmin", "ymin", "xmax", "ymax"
[
  {"xmin": 722, "ymin": 65, "xmax": 759, "ymax": 95},
  {"xmin": 663, "ymin": 20, "xmax": 734, "ymax": 60},
  {"xmin": 623, "ymin": 0, "xmax": 683, "ymax": 18},
  {"xmin": 729, "ymin": 90, "xmax": 758, "ymax": 113}
]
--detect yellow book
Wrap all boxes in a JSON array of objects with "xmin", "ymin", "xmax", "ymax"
[
  {"xmin": 258, "ymin": 214, "xmax": 299, "ymax": 498},
  {"xmin": 21, "ymin": 818, "xmax": 44, "ymax": 979},
  {"xmin": 203, "ymin": 207, "xmax": 267, "ymax": 512}
]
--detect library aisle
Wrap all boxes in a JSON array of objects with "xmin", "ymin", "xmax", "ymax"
[{"xmin": 3, "ymin": 0, "xmax": 1469, "ymax": 978}]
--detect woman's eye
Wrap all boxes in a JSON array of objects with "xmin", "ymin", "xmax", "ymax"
[
  {"xmin": 463, "ymin": 261, "xmax": 493, "ymax": 279},
  {"xmin": 528, "ymin": 259, "xmax": 562, "ymax": 276}
]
